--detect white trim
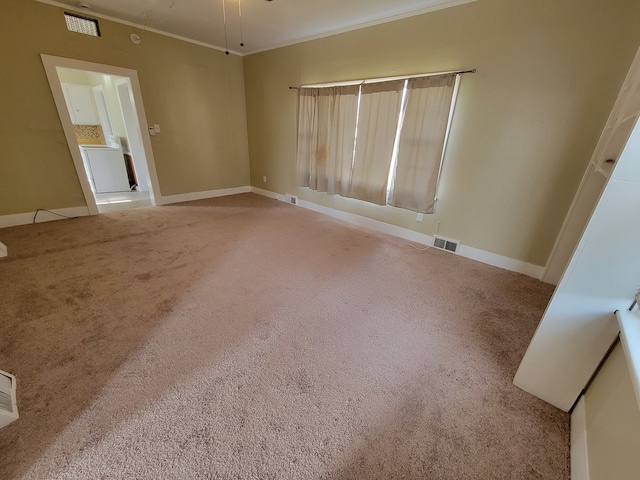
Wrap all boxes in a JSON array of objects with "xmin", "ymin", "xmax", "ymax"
[
  {"xmin": 0, "ymin": 242, "xmax": 6, "ymax": 258},
  {"xmin": 616, "ymin": 310, "xmax": 640, "ymax": 411},
  {"xmin": 35, "ymin": 0, "xmax": 474, "ymax": 57},
  {"xmin": 158, "ymin": 186, "xmax": 251, "ymax": 205},
  {"xmin": 0, "ymin": 207, "xmax": 90, "ymax": 229},
  {"xmin": 251, "ymin": 187, "xmax": 285, "ymax": 202},
  {"xmin": 246, "ymin": 0, "xmax": 478, "ymax": 56},
  {"xmin": 250, "ymin": 187, "xmax": 544, "ymax": 279},
  {"xmin": 456, "ymin": 244, "xmax": 544, "ymax": 279},
  {"xmin": 40, "ymin": 54, "xmax": 163, "ymax": 216},
  {"xmin": 35, "ymin": 0, "xmax": 241, "ymax": 56},
  {"xmin": 0, "ymin": 187, "xmax": 248, "ymax": 228},
  {"xmin": 571, "ymin": 396, "xmax": 590, "ymax": 480}
]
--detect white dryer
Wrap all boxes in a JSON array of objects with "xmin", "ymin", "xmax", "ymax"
[{"xmin": 80, "ymin": 142, "xmax": 130, "ymax": 193}]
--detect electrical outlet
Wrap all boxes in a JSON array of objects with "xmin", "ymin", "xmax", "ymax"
[
  {"xmin": 154, "ymin": 124, "xmax": 161, "ymax": 133},
  {"xmin": 263, "ymin": 176, "xmax": 267, "ymax": 183},
  {"xmin": 416, "ymin": 213, "xmax": 424, "ymax": 222}
]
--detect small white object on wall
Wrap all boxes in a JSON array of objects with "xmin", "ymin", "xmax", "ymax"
[{"xmin": 0, "ymin": 369, "xmax": 18, "ymax": 429}]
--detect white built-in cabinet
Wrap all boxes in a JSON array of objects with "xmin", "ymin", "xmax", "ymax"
[
  {"xmin": 61, "ymin": 83, "xmax": 99, "ymax": 125},
  {"xmin": 515, "ymin": 47, "xmax": 640, "ymax": 411},
  {"xmin": 543, "ymin": 51, "xmax": 640, "ymax": 285}
]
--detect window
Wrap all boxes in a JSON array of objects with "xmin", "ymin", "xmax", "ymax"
[
  {"xmin": 64, "ymin": 12, "xmax": 101, "ymax": 37},
  {"xmin": 296, "ymin": 73, "xmax": 460, "ymax": 214}
]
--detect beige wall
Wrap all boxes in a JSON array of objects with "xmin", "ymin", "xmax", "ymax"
[
  {"xmin": 584, "ymin": 343, "xmax": 640, "ymax": 479},
  {"xmin": 243, "ymin": 0, "xmax": 640, "ymax": 266},
  {"xmin": 0, "ymin": 0, "xmax": 250, "ymax": 215}
]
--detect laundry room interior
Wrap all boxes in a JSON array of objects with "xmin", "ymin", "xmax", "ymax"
[{"xmin": 56, "ymin": 66, "xmax": 152, "ymax": 212}]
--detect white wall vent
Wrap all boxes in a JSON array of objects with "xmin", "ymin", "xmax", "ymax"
[
  {"xmin": 64, "ymin": 12, "xmax": 101, "ymax": 37},
  {"xmin": 0, "ymin": 370, "xmax": 18, "ymax": 429},
  {"xmin": 433, "ymin": 236, "xmax": 460, "ymax": 253},
  {"xmin": 285, "ymin": 194, "xmax": 298, "ymax": 206}
]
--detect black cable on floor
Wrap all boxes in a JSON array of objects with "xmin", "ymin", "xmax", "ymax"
[{"xmin": 33, "ymin": 209, "xmax": 79, "ymax": 224}]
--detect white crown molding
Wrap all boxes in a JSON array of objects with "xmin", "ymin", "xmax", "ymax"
[
  {"xmin": 34, "ymin": 0, "xmax": 242, "ymax": 56},
  {"xmin": 35, "ymin": 0, "xmax": 476, "ymax": 57},
  {"xmin": 246, "ymin": 0, "xmax": 478, "ymax": 56}
]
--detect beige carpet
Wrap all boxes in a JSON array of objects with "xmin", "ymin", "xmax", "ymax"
[{"xmin": 0, "ymin": 193, "xmax": 569, "ymax": 479}]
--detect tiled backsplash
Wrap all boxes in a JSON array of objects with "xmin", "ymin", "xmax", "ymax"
[{"xmin": 73, "ymin": 124, "xmax": 105, "ymax": 145}]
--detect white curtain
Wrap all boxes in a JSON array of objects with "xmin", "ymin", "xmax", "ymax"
[
  {"xmin": 296, "ymin": 88, "xmax": 322, "ymax": 188},
  {"xmin": 295, "ymin": 86, "xmax": 359, "ymax": 196},
  {"xmin": 388, "ymin": 74, "xmax": 456, "ymax": 213},
  {"xmin": 348, "ymin": 81, "xmax": 405, "ymax": 205}
]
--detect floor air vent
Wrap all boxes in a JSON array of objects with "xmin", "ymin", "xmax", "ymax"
[
  {"xmin": 433, "ymin": 236, "xmax": 460, "ymax": 253},
  {"xmin": 285, "ymin": 194, "xmax": 298, "ymax": 206},
  {"xmin": 0, "ymin": 370, "xmax": 18, "ymax": 429}
]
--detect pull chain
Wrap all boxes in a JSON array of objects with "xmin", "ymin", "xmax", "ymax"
[
  {"xmin": 238, "ymin": 0, "xmax": 245, "ymax": 47},
  {"xmin": 222, "ymin": 0, "xmax": 229, "ymax": 54}
]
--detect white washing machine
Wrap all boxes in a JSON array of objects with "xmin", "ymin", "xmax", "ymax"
[{"xmin": 80, "ymin": 142, "xmax": 130, "ymax": 193}]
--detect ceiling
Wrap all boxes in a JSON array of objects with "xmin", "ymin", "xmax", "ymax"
[{"xmin": 39, "ymin": 0, "xmax": 474, "ymax": 55}]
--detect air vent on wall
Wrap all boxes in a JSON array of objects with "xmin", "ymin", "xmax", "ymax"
[
  {"xmin": 0, "ymin": 370, "xmax": 18, "ymax": 429},
  {"xmin": 64, "ymin": 12, "xmax": 101, "ymax": 37},
  {"xmin": 433, "ymin": 236, "xmax": 460, "ymax": 253},
  {"xmin": 284, "ymin": 194, "xmax": 298, "ymax": 206}
]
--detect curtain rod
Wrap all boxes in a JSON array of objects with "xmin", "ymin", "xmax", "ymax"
[{"xmin": 288, "ymin": 69, "xmax": 476, "ymax": 90}]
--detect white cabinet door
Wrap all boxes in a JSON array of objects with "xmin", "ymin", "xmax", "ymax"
[{"xmin": 62, "ymin": 83, "xmax": 99, "ymax": 125}]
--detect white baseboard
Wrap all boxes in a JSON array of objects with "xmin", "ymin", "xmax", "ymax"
[
  {"xmin": 456, "ymin": 244, "xmax": 544, "ymax": 279},
  {"xmin": 0, "ymin": 187, "xmax": 546, "ymax": 279},
  {"xmin": 0, "ymin": 241, "xmax": 6, "ymax": 258},
  {"xmin": 571, "ymin": 396, "xmax": 590, "ymax": 480},
  {"xmin": 251, "ymin": 187, "xmax": 285, "ymax": 202},
  {"xmin": 158, "ymin": 186, "xmax": 251, "ymax": 205},
  {"xmin": 250, "ymin": 187, "xmax": 545, "ymax": 279},
  {"xmin": 0, "ymin": 187, "xmax": 252, "ymax": 229},
  {"xmin": 0, "ymin": 206, "xmax": 90, "ymax": 229}
]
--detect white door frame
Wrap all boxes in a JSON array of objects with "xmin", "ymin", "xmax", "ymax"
[
  {"xmin": 114, "ymin": 77, "xmax": 153, "ymax": 194},
  {"xmin": 41, "ymin": 54, "xmax": 162, "ymax": 215},
  {"xmin": 91, "ymin": 84, "xmax": 114, "ymax": 139}
]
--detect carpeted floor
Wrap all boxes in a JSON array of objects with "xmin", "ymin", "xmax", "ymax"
[{"xmin": 0, "ymin": 193, "xmax": 569, "ymax": 479}]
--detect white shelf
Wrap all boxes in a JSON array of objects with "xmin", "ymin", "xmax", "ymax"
[{"xmin": 616, "ymin": 310, "xmax": 640, "ymax": 411}]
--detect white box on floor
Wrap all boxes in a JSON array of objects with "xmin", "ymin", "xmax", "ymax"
[{"xmin": 0, "ymin": 369, "xmax": 18, "ymax": 428}]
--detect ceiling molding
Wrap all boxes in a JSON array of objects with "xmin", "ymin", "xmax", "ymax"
[
  {"xmin": 35, "ymin": 0, "xmax": 242, "ymax": 56},
  {"xmin": 36, "ymin": 0, "xmax": 477, "ymax": 57},
  {"xmin": 244, "ymin": 0, "xmax": 477, "ymax": 56}
]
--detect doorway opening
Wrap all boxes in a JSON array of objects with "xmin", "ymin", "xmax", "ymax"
[{"xmin": 41, "ymin": 55, "xmax": 162, "ymax": 215}]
